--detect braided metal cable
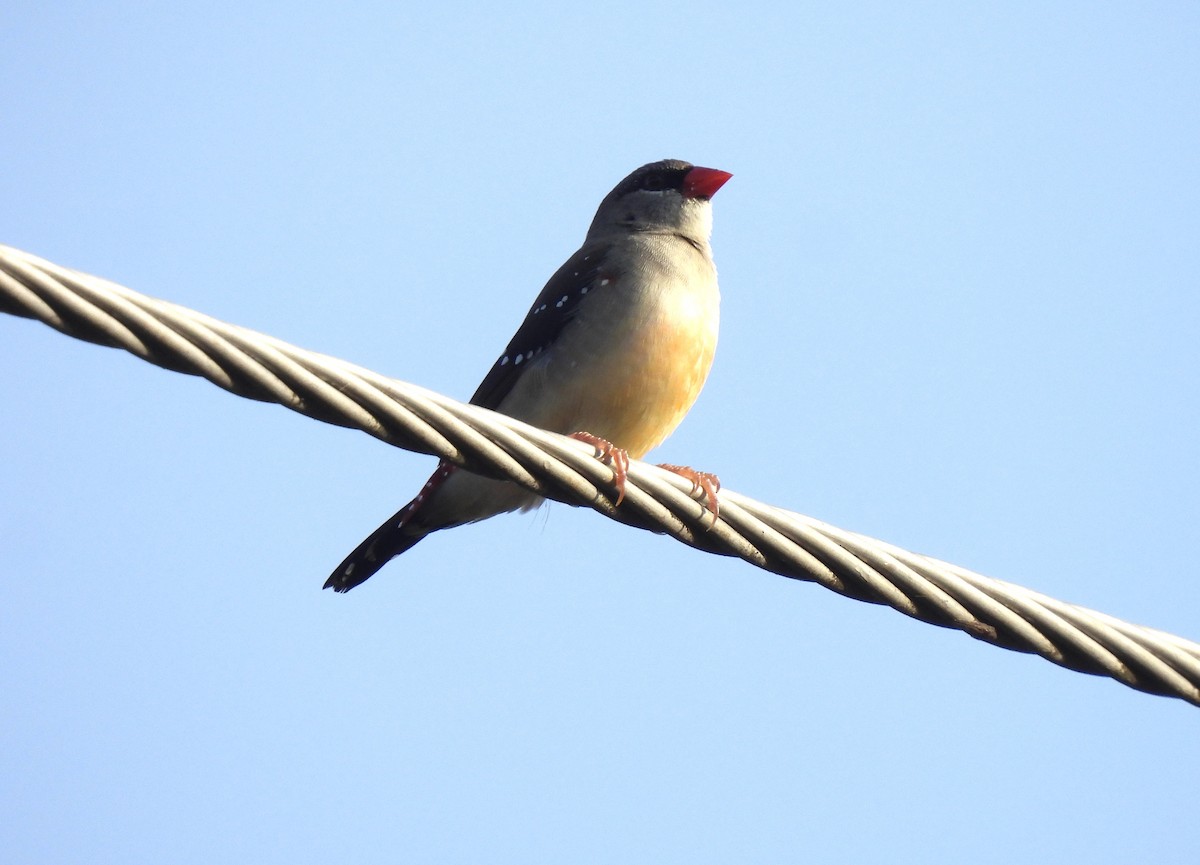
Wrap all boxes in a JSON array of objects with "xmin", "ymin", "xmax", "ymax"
[{"xmin": 3, "ymin": 242, "xmax": 1199, "ymax": 706}]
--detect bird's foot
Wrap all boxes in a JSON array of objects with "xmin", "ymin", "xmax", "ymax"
[
  {"xmin": 657, "ymin": 464, "xmax": 721, "ymax": 528},
  {"xmin": 569, "ymin": 432, "xmax": 631, "ymax": 506}
]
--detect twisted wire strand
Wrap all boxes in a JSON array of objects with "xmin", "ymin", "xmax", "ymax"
[{"xmin": 3, "ymin": 242, "xmax": 1198, "ymax": 706}]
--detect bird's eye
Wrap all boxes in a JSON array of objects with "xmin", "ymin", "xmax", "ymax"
[{"xmin": 641, "ymin": 172, "xmax": 668, "ymax": 191}]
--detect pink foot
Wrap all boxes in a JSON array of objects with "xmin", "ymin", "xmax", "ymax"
[
  {"xmin": 569, "ymin": 432, "xmax": 631, "ymax": 506},
  {"xmin": 657, "ymin": 464, "xmax": 721, "ymax": 527}
]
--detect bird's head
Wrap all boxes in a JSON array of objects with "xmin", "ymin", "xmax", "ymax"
[{"xmin": 588, "ymin": 159, "xmax": 732, "ymax": 246}]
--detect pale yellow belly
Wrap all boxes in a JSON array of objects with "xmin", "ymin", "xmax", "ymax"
[{"xmin": 499, "ymin": 270, "xmax": 720, "ymax": 458}]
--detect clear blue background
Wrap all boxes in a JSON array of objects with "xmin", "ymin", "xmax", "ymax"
[{"xmin": 3, "ymin": 3, "xmax": 1198, "ymax": 862}]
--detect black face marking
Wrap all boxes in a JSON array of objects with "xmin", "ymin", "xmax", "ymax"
[
  {"xmin": 606, "ymin": 159, "xmax": 693, "ymax": 202},
  {"xmin": 639, "ymin": 170, "xmax": 671, "ymax": 191}
]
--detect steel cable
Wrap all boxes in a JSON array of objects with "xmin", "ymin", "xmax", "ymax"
[{"xmin": 3, "ymin": 242, "xmax": 1198, "ymax": 706}]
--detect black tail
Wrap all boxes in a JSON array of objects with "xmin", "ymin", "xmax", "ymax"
[
  {"xmin": 322, "ymin": 510, "xmax": 427, "ymax": 592},
  {"xmin": 323, "ymin": 463, "xmax": 456, "ymax": 592}
]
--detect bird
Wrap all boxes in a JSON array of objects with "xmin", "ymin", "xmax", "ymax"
[{"xmin": 325, "ymin": 158, "xmax": 732, "ymax": 592}]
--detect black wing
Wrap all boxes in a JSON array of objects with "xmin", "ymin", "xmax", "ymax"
[{"xmin": 469, "ymin": 241, "xmax": 615, "ymax": 410}]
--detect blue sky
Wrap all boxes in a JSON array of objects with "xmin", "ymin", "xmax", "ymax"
[{"xmin": 3, "ymin": 3, "xmax": 1198, "ymax": 862}]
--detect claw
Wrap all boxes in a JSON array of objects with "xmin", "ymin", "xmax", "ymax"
[
  {"xmin": 569, "ymin": 431, "xmax": 630, "ymax": 506},
  {"xmin": 657, "ymin": 464, "xmax": 721, "ymax": 528}
]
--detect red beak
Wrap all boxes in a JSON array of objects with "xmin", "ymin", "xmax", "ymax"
[{"xmin": 682, "ymin": 166, "xmax": 733, "ymax": 200}]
